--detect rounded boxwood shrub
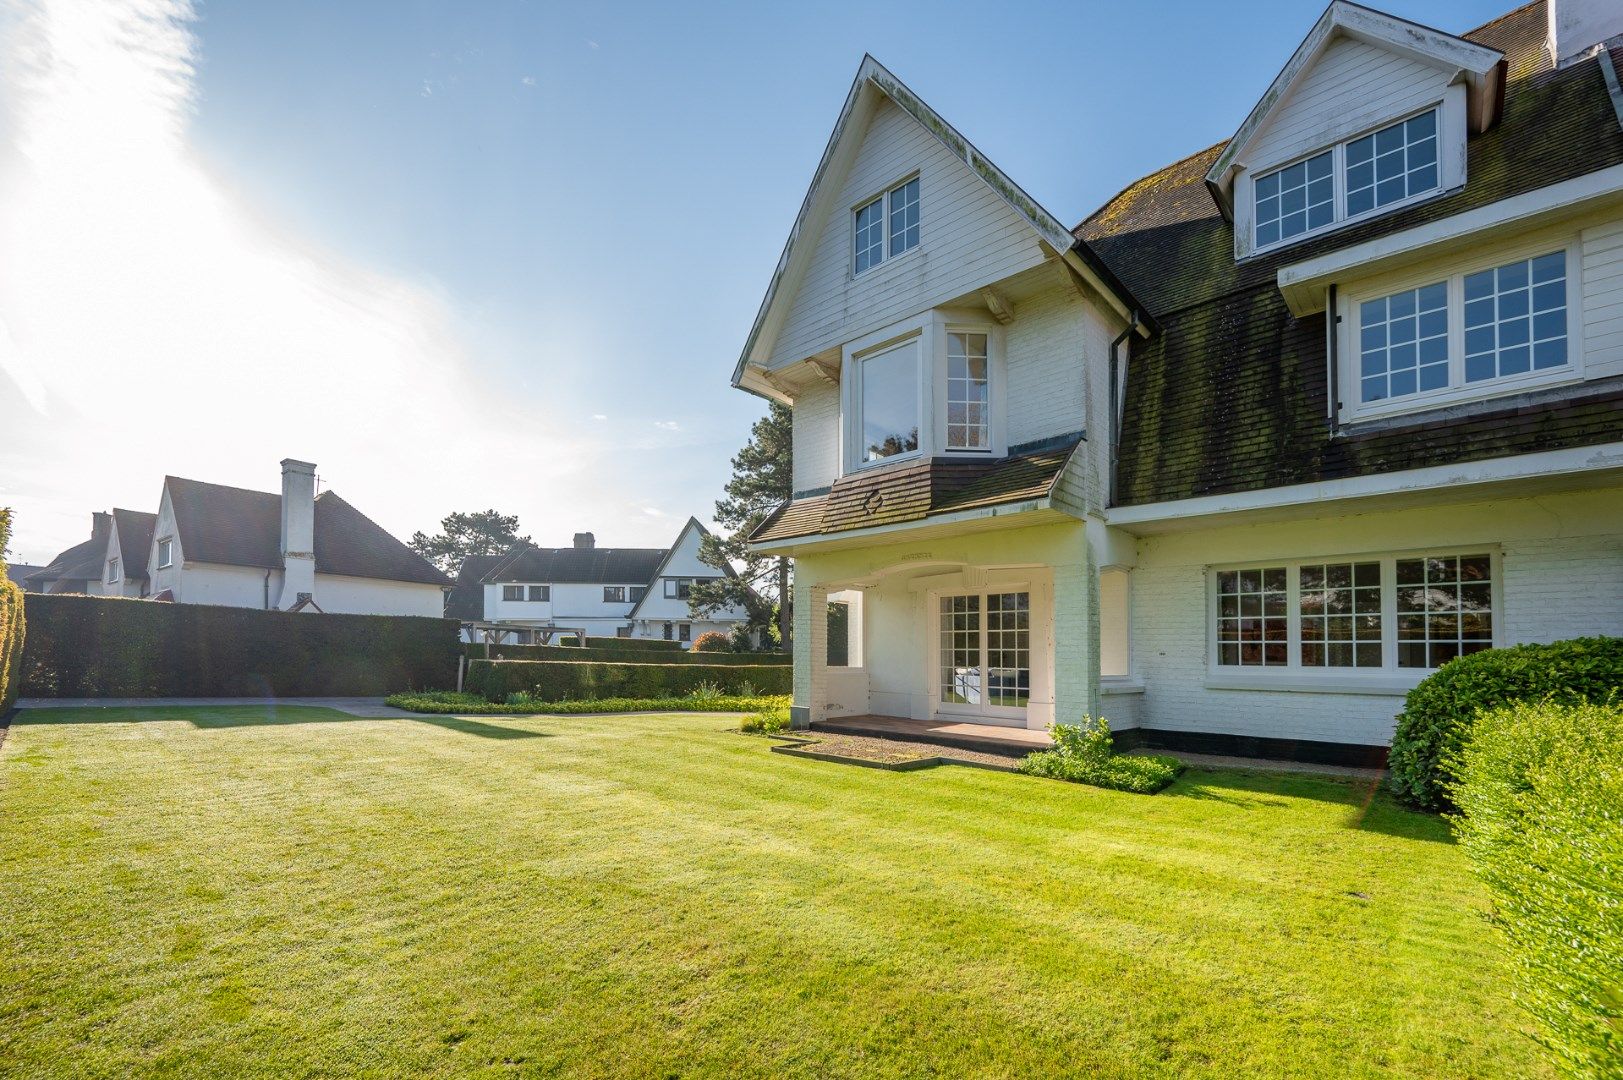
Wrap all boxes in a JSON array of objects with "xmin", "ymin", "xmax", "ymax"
[
  {"xmin": 1388, "ymin": 636, "xmax": 1623, "ymax": 811},
  {"xmin": 691, "ymin": 631, "xmax": 730, "ymax": 653}
]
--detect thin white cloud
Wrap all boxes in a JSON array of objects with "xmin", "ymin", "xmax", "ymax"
[
  {"xmin": 642, "ymin": 507, "xmax": 664, "ymax": 517},
  {"xmin": 520, "ymin": 75, "xmax": 536, "ymax": 87},
  {"xmin": 654, "ymin": 420, "xmax": 679, "ymax": 431},
  {"xmin": 591, "ymin": 413, "xmax": 608, "ymax": 421}
]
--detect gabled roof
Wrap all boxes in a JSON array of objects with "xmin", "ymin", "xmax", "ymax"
[
  {"xmin": 25, "ymin": 535, "xmax": 105, "ymax": 588},
  {"xmin": 624, "ymin": 517, "xmax": 739, "ymax": 620},
  {"xmin": 6, "ymin": 564, "xmax": 42, "ymax": 589},
  {"xmin": 112, "ymin": 509, "xmax": 156, "ymax": 580},
  {"xmin": 444, "ymin": 553, "xmax": 503, "ymax": 620},
  {"xmin": 1204, "ymin": 0, "xmax": 1505, "ymax": 216},
  {"xmin": 733, "ymin": 55, "xmax": 1151, "ymax": 401},
  {"xmin": 480, "ymin": 543, "xmax": 668, "ymax": 586},
  {"xmin": 164, "ymin": 477, "xmax": 451, "ymax": 586}
]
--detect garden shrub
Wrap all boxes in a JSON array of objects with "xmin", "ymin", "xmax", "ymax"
[
  {"xmin": 463, "ymin": 642, "xmax": 789, "ymax": 666},
  {"xmin": 464, "ymin": 658, "xmax": 792, "ymax": 703},
  {"xmin": 1448, "ymin": 700, "xmax": 1623, "ymax": 1078},
  {"xmin": 740, "ymin": 706, "xmax": 790, "ymax": 734},
  {"xmin": 691, "ymin": 631, "xmax": 730, "ymax": 653},
  {"xmin": 1019, "ymin": 717, "xmax": 1184, "ymax": 794},
  {"xmin": 555, "ymin": 635, "xmax": 683, "ymax": 653},
  {"xmin": 0, "ymin": 509, "xmax": 24, "ymax": 716},
  {"xmin": 385, "ymin": 689, "xmax": 789, "ymax": 716},
  {"xmin": 20, "ymin": 593, "xmax": 460, "ymax": 697},
  {"xmin": 1388, "ymin": 637, "xmax": 1623, "ymax": 810}
]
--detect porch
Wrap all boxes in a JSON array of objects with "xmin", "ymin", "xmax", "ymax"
[{"xmin": 809, "ymin": 713, "xmax": 1053, "ymax": 758}]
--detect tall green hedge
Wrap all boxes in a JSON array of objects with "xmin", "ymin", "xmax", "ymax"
[
  {"xmin": 0, "ymin": 508, "xmax": 23, "ymax": 716},
  {"xmin": 465, "ymin": 658, "xmax": 791, "ymax": 703},
  {"xmin": 21, "ymin": 593, "xmax": 460, "ymax": 698},
  {"xmin": 1449, "ymin": 700, "xmax": 1623, "ymax": 1077},
  {"xmin": 1388, "ymin": 637, "xmax": 1623, "ymax": 810},
  {"xmin": 463, "ymin": 642, "xmax": 790, "ymax": 666},
  {"xmin": 556, "ymin": 636, "xmax": 683, "ymax": 653}
]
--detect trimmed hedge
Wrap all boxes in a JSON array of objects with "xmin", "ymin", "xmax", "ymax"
[
  {"xmin": 1388, "ymin": 637, "xmax": 1623, "ymax": 810},
  {"xmin": 1449, "ymin": 701, "xmax": 1623, "ymax": 1077},
  {"xmin": 556, "ymin": 636, "xmax": 683, "ymax": 653},
  {"xmin": 0, "ymin": 508, "xmax": 23, "ymax": 715},
  {"xmin": 463, "ymin": 642, "xmax": 790, "ymax": 666},
  {"xmin": 465, "ymin": 658, "xmax": 792, "ymax": 703},
  {"xmin": 21, "ymin": 593, "xmax": 460, "ymax": 698}
]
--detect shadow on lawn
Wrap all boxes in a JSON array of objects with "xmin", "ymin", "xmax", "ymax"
[
  {"xmin": 13, "ymin": 705, "xmax": 545, "ymax": 741},
  {"xmin": 1170, "ymin": 768, "xmax": 1452, "ymax": 844}
]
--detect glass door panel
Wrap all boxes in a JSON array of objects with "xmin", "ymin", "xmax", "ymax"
[
  {"xmin": 939, "ymin": 594, "xmax": 981, "ymax": 704},
  {"xmin": 939, "ymin": 591, "xmax": 1030, "ymax": 717}
]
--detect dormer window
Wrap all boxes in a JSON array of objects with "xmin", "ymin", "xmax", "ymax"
[
  {"xmin": 853, "ymin": 176, "xmax": 920, "ymax": 274},
  {"xmin": 106, "ymin": 558, "xmax": 119, "ymax": 583},
  {"xmin": 1251, "ymin": 107, "xmax": 1443, "ymax": 254}
]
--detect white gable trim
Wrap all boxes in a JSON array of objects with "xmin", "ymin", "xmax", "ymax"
[
  {"xmin": 733, "ymin": 55, "xmax": 1145, "ymax": 401},
  {"xmin": 1205, "ymin": 1, "xmax": 1504, "ymax": 218},
  {"xmin": 624, "ymin": 517, "xmax": 736, "ymax": 621}
]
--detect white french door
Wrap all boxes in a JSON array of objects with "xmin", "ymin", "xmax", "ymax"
[{"xmin": 937, "ymin": 591, "xmax": 1031, "ymax": 724}]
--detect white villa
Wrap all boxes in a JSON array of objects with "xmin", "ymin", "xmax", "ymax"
[
  {"xmin": 733, "ymin": 0, "xmax": 1623, "ymax": 763},
  {"xmin": 446, "ymin": 517, "xmax": 752, "ymax": 645},
  {"xmin": 26, "ymin": 459, "xmax": 451, "ymax": 617}
]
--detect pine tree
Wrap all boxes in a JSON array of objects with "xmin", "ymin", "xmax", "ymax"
[
  {"xmin": 409, "ymin": 510, "xmax": 530, "ymax": 575},
  {"xmin": 690, "ymin": 402, "xmax": 793, "ymax": 650}
]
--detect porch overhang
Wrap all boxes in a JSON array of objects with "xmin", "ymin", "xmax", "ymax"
[
  {"xmin": 752, "ymin": 498, "xmax": 1073, "ymax": 556},
  {"xmin": 1104, "ymin": 441, "xmax": 1623, "ymax": 535}
]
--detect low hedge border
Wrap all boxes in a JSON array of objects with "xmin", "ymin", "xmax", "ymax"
[
  {"xmin": 556, "ymin": 636, "xmax": 683, "ymax": 653},
  {"xmin": 386, "ymin": 690, "xmax": 790, "ymax": 715},
  {"xmin": 465, "ymin": 658, "xmax": 792, "ymax": 703},
  {"xmin": 1448, "ymin": 700, "xmax": 1623, "ymax": 1076},
  {"xmin": 463, "ymin": 643, "xmax": 790, "ymax": 666}
]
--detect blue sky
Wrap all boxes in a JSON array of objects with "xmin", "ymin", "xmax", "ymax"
[{"xmin": 1, "ymin": 0, "xmax": 1511, "ymax": 563}]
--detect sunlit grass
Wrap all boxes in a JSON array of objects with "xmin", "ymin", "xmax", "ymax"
[{"xmin": 0, "ymin": 705, "xmax": 1544, "ymax": 1078}]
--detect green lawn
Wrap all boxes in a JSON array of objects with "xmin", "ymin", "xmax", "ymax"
[{"xmin": 0, "ymin": 706, "xmax": 1544, "ymax": 1078}]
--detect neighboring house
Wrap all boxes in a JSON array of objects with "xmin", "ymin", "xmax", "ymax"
[
  {"xmin": 449, "ymin": 519, "xmax": 751, "ymax": 644},
  {"xmin": 733, "ymin": 0, "xmax": 1623, "ymax": 762},
  {"xmin": 25, "ymin": 459, "xmax": 450, "ymax": 616},
  {"xmin": 5, "ymin": 564, "xmax": 43, "ymax": 590}
]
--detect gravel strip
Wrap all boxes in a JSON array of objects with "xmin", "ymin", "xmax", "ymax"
[{"xmin": 788, "ymin": 732, "xmax": 1026, "ymax": 770}]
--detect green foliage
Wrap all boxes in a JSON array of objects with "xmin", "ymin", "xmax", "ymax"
[
  {"xmin": 20, "ymin": 593, "xmax": 460, "ymax": 698},
  {"xmin": 740, "ymin": 706, "xmax": 790, "ymax": 734},
  {"xmin": 687, "ymin": 680, "xmax": 725, "ymax": 704},
  {"xmin": 690, "ymin": 402, "xmax": 792, "ymax": 648},
  {"xmin": 464, "ymin": 658, "xmax": 792, "ymax": 703},
  {"xmin": 464, "ymin": 642, "xmax": 788, "ymax": 666},
  {"xmin": 385, "ymin": 689, "xmax": 790, "ymax": 715},
  {"xmin": 408, "ymin": 509, "xmax": 529, "ymax": 575},
  {"xmin": 1448, "ymin": 701, "xmax": 1623, "ymax": 1078},
  {"xmin": 0, "ymin": 508, "xmax": 23, "ymax": 715},
  {"xmin": 1389, "ymin": 637, "xmax": 1623, "ymax": 810},
  {"xmin": 1019, "ymin": 717, "xmax": 1184, "ymax": 794},
  {"xmin": 691, "ymin": 631, "xmax": 730, "ymax": 653},
  {"xmin": 555, "ymin": 635, "xmax": 684, "ymax": 653}
]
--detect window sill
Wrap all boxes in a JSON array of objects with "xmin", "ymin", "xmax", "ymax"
[
  {"xmin": 1204, "ymin": 671, "xmax": 1425, "ymax": 696},
  {"xmin": 1099, "ymin": 677, "xmax": 1144, "ymax": 696}
]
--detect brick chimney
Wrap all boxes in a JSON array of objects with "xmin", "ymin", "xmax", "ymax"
[
  {"xmin": 277, "ymin": 458, "xmax": 318, "ymax": 610},
  {"xmin": 91, "ymin": 511, "xmax": 111, "ymax": 545},
  {"xmin": 1549, "ymin": 0, "xmax": 1623, "ymax": 68},
  {"xmin": 573, "ymin": 532, "xmax": 595, "ymax": 550}
]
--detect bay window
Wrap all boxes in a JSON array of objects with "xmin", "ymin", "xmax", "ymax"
[
  {"xmin": 1346, "ymin": 243, "xmax": 1576, "ymax": 419},
  {"xmin": 1211, "ymin": 550, "xmax": 1496, "ymax": 679},
  {"xmin": 855, "ymin": 338, "xmax": 921, "ymax": 464},
  {"xmin": 946, "ymin": 331, "xmax": 990, "ymax": 451}
]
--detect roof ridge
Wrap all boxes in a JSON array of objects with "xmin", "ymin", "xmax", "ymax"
[
  {"xmin": 1462, "ymin": 0, "xmax": 1539, "ymax": 41},
  {"xmin": 167, "ymin": 475, "xmax": 278, "ymax": 500},
  {"xmin": 1075, "ymin": 139, "xmax": 1228, "ymax": 233}
]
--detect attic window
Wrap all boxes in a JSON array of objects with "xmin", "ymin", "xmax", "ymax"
[
  {"xmin": 156, "ymin": 538, "xmax": 173, "ymax": 569},
  {"xmin": 1252, "ymin": 107, "xmax": 1442, "ymax": 254},
  {"xmin": 853, "ymin": 176, "xmax": 919, "ymax": 274}
]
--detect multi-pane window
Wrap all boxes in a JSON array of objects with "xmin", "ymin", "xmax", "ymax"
[
  {"xmin": 985, "ymin": 592, "xmax": 1031, "ymax": 707},
  {"xmin": 528, "ymin": 585, "xmax": 550, "ymax": 601},
  {"xmin": 664, "ymin": 577, "xmax": 697, "ymax": 599},
  {"xmin": 1464, "ymin": 252, "xmax": 1568, "ymax": 383},
  {"xmin": 853, "ymin": 197, "xmax": 885, "ymax": 274},
  {"xmin": 1213, "ymin": 553, "xmax": 1495, "ymax": 673},
  {"xmin": 630, "ymin": 585, "xmax": 647, "ymax": 602},
  {"xmin": 502, "ymin": 585, "xmax": 524, "ymax": 601},
  {"xmin": 603, "ymin": 586, "xmax": 627, "ymax": 603},
  {"xmin": 1255, "ymin": 151, "xmax": 1333, "ymax": 248},
  {"xmin": 939, "ymin": 595, "xmax": 981, "ymax": 705},
  {"xmin": 1253, "ymin": 108, "xmax": 1442, "ymax": 251},
  {"xmin": 859, "ymin": 340, "xmax": 920, "ymax": 463},
  {"xmin": 946, "ymin": 331, "xmax": 990, "ymax": 450},
  {"xmin": 1346, "ymin": 111, "xmax": 1438, "ymax": 217},
  {"xmin": 1396, "ymin": 554, "xmax": 1494, "ymax": 668},
  {"xmin": 1215, "ymin": 567, "xmax": 1288, "ymax": 666},
  {"xmin": 1353, "ymin": 248, "xmax": 1572, "ymax": 412},
  {"xmin": 888, "ymin": 177, "xmax": 919, "ymax": 256},
  {"xmin": 1359, "ymin": 281, "xmax": 1449, "ymax": 403},
  {"xmin": 853, "ymin": 176, "xmax": 920, "ymax": 273},
  {"xmin": 1299, "ymin": 562, "xmax": 1382, "ymax": 668}
]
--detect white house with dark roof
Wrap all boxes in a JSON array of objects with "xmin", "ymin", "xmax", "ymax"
[{"xmin": 447, "ymin": 518, "xmax": 751, "ymax": 644}]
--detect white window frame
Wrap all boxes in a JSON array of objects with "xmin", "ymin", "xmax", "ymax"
[
  {"xmin": 851, "ymin": 173, "xmax": 921, "ymax": 276},
  {"xmin": 106, "ymin": 558, "xmax": 119, "ymax": 584},
  {"xmin": 840, "ymin": 311, "xmax": 1006, "ymax": 475},
  {"xmin": 1337, "ymin": 234, "xmax": 1584, "ymax": 423},
  {"xmin": 1204, "ymin": 547, "xmax": 1501, "ymax": 694},
  {"xmin": 1235, "ymin": 88, "xmax": 1465, "ymax": 260},
  {"xmin": 502, "ymin": 584, "xmax": 524, "ymax": 602},
  {"xmin": 156, "ymin": 537, "xmax": 173, "ymax": 570}
]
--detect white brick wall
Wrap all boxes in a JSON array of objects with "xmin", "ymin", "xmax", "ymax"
[
  {"xmin": 791, "ymin": 380, "xmax": 841, "ymax": 493},
  {"xmin": 1128, "ymin": 485, "xmax": 1623, "ymax": 747},
  {"xmin": 1005, "ymin": 283, "xmax": 1087, "ymax": 447}
]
